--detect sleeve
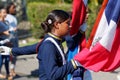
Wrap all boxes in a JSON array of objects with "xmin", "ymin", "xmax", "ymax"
[
  {"xmin": 0, "ymin": 22, "xmax": 8, "ymax": 33},
  {"xmin": 37, "ymin": 41, "xmax": 77, "ymax": 80},
  {"xmin": 72, "ymin": 31, "xmax": 83, "ymax": 46},
  {"xmin": 12, "ymin": 43, "xmax": 38, "ymax": 56},
  {"xmin": 65, "ymin": 32, "xmax": 83, "ymax": 50}
]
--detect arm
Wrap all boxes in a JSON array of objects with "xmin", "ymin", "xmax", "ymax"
[
  {"xmin": 2, "ymin": 30, "xmax": 9, "ymax": 35},
  {"xmin": 11, "ymin": 43, "xmax": 38, "ymax": 56},
  {"xmin": 65, "ymin": 32, "xmax": 83, "ymax": 50},
  {"xmin": 0, "ymin": 22, "xmax": 10, "ymax": 35},
  {"xmin": 65, "ymin": 22, "xmax": 87, "ymax": 50},
  {"xmin": 0, "ymin": 39, "xmax": 43, "ymax": 55}
]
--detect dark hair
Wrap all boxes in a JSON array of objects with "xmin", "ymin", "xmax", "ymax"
[
  {"xmin": 41, "ymin": 10, "xmax": 70, "ymax": 33},
  {"xmin": 6, "ymin": 2, "xmax": 15, "ymax": 13}
]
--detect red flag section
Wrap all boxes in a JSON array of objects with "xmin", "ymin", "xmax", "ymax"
[{"xmin": 70, "ymin": 0, "xmax": 86, "ymax": 35}]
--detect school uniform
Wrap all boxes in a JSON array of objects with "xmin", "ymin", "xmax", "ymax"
[
  {"xmin": 12, "ymin": 43, "xmax": 38, "ymax": 56},
  {"xmin": 11, "ymin": 32, "xmax": 83, "ymax": 80},
  {"xmin": 37, "ymin": 33, "xmax": 78, "ymax": 80}
]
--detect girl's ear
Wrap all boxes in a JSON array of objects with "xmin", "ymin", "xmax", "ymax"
[{"xmin": 54, "ymin": 22, "xmax": 60, "ymax": 29}]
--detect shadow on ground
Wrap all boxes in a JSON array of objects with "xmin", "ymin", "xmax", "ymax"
[{"xmin": 13, "ymin": 69, "xmax": 39, "ymax": 80}]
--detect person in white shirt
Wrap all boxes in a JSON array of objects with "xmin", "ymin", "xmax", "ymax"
[{"xmin": 5, "ymin": 2, "xmax": 18, "ymax": 77}]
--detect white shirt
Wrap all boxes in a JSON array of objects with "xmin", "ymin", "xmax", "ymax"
[{"xmin": 5, "ymin": 14, "xmax": 18, "ymax": 31}]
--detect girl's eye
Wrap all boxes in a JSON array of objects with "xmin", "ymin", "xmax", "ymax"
[{"xmin": 66, "ymin": 21, "xmax": 70, "ymax": 26}]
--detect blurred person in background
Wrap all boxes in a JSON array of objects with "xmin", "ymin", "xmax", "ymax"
[
  {"xmin": 0, "ymin": 3, "xmax": 13, "ymax": 80},
  {"xmin": 5, "ymin": 2, "xmax": 18, "ymax": 77}
]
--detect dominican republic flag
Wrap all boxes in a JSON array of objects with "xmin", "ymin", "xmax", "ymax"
[{"xmin": 74, "ymin": 0, "xmax": 120, "ymax": 72}]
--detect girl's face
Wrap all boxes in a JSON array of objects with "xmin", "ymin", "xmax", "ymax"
[
  {"xmin": 9, "ymin": 5, "xmax": 16, "ymax": 15},
  {"xmin": 0, "ymin": 9, "xmax": 7, "ymax": 19},
  {"xmin": 57, "ymin": 19, "xmax": 71, "ymax": 37}
]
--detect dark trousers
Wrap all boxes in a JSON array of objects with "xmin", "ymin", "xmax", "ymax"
[{"xmin": 0, "ymin": 55, "xmax": 10, "ymax": 75}]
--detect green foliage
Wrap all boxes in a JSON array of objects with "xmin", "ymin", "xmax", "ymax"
[
  {"xmin": 27, "ymin": 1, "xmax": 102, "ymax": 39},
  {"xmin": 86, "ymin": 1, "xmax": 102, "ymax": 39},
  {"xmin": 27, "ymin": 2, "xmax": 71, "ymax": 38},
  {"xmin": 27, "ymin": 0, "xmax": 72, "ymax": 4}
]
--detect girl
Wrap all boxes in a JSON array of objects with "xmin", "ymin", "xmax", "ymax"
[{"xmin": 37, "ymin": 9, "xmax": 80, "ymax": 80}]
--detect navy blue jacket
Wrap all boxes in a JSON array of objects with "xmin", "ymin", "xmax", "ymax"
[
  {"xmin": 37, "ymin": 34, "xmax": 75, "ymax": 80},
  {"xmin": 11, "ymin": 31, "xmax": 83, "ymax": 56},
  {"xmin": 12, "ymin": 43, "xmax": 38, "ymax": 56}
]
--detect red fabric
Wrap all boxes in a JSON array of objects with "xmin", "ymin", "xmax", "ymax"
[
  {"xmin": 74, "ymin": 0, "xmax": 120, "ymax": 72},
  {"xmin": 36, "ymin": 39, "xmax": 43, "ymax": 53},
  {"xmin": 70, "ymin": 0, "xmax": 87, "ymax": 51},
  {"xmin": 70, "ymin": 0, "xmax": 86, "ymax": 35},
  {"xmin": 74, "ymin": 43, "xmax": 109, "ymax": 72},
  {"xmin": 74, "ymin": 24, "xmax": 120, "ymax": 72}
]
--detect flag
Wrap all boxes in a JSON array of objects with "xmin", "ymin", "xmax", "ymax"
[
  {"xmin": 70, "ymin": 0, "xmax": 87, "ymax": 35},
  {"xmin": 74, "ymin": 0, "xmax": 120, "ymax": 72},
  {"xmin": 86, "ymin": 0, "xmax": 108, "ymax": 48},
  {"xmin": 70, "ymin": 0, "xmax": 88, "ymax": 50}
]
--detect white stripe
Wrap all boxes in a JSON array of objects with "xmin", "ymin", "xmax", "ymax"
[
  {"xmin": 90, "ymin": 12, "xmax": 108, "ymax": 50},
  {"xmin": 90, "ymin": 11, "xmax": 117, "ymax": 51},
  {"xmin": 100, "ymin": 20, "xmax": 117, "ymax": 51},
  {"xmin": 45, "ymin": 37, "xmax": 66, "ymax": 65}
]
